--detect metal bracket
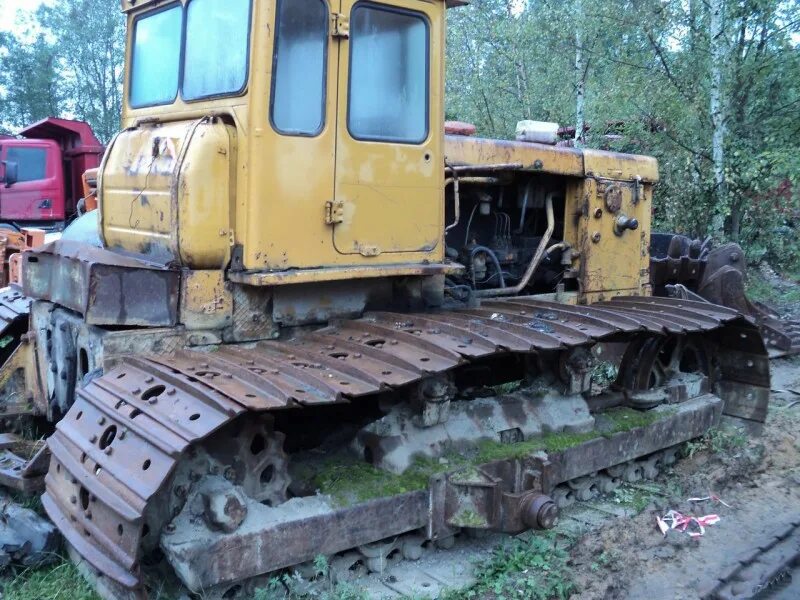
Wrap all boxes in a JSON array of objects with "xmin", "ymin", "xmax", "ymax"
[
  {"xmin": 331, "ymin": 13, "xmax": 350, "ymax": 38},
  {"xmin": 324, "ymin": 200, "xmax": 344, "ymax": 225}
]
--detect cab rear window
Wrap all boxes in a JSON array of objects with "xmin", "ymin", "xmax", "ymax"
[
  {"xmin": 130, "ymin": 6, "xmax": 182, "ymax": 108},
  {"xmin": 129, "ymin": 0, "xmax": 252, "ymax": 108}
]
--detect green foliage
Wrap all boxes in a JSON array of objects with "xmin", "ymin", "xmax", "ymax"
[
  {"xmin": 0, "ymin": 0, "xmax": 124, "ymax": 142},
  {"xmin": 0, "ymin": 559, "xmax": 100, "ymax": 600},
  {"xmin": 440, "ymin": 533, "xmax": 575, "ymax": 600},
  {"xmin": 683, "ymin": 426, "xmax": 748, "ymax": 459}
]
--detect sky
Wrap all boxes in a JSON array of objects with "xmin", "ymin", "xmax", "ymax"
[{"xmin": 0, "ymin": 0, "xmax": 47, "ymax": 33}]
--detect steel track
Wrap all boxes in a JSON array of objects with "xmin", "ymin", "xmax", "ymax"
[{"xmin": 39, "ymin": 295, "xmax": 771, "ymax": 594}]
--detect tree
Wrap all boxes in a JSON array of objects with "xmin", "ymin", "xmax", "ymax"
[
  {"xmin": 0, "ymin": 31, "xmax": 62, "ymax": 129},
  {"xmin": 36, "ymin": 0, "xmax": 125, "ymax": 142}
]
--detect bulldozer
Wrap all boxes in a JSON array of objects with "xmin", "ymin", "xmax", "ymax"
[{"xmin": 0, "ymin": 0, "xmax": 771, "ymax": 598}]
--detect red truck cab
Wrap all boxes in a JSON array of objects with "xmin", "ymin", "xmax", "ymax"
[{"xmin": 0, "ymin": 118, "xmax": 103, "ymax": 231}]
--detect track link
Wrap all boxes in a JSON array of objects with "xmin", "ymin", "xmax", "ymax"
[{"xmin": 702, "ymin": 520, "xmax": 800, "ymax": 599}]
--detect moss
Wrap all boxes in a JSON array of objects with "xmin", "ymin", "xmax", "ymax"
[
  {"xmin": 302, "ymin": 455, "xmax": 454, "ymax": 507},
  {"xmin": 449, "ymin": 509, "xmax": 487, "ymax": 528},
  {"xmin": 600, "ymin": 407, "xmax": 668, "ymax": 432},
  {"xmin": 304, "ymin": 407, "xmax": 674, "ymax": 506}
]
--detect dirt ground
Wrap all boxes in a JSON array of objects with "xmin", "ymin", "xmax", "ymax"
[{"xmin": 567, "ymin": 356, "xmax": 800, "ymax": 600}]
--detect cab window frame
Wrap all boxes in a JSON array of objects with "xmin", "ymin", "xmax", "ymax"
[
  {"xmin": 346, "ymin": 2, "xmax": 431, "ymax": 145},
  {"xmin": 269, "ymin": 0, "xmax": 330, "ymax": 138},
  {"xmin": 127, "ymin": 0, "xmax": 254, "ymax": 109}
]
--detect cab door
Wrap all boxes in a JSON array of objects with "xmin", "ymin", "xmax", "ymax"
[
  {"xmin": 0, "ymin": 141, "xmax": 63, "ymax": 222},
  {"xmin": 332, "ymin": 0, "xmax": 443, "ymax": 257}
]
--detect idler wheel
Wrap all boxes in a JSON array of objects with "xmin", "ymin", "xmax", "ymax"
[{"xmin": 521, "ymin": 493, "xmax": 559, "ymax": 530}]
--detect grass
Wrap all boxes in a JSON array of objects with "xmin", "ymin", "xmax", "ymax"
[
  {"xmin": 440, "ymin": 533, "xmax": 575, "ymax": 600},
  {"xmin": 301, "ymin": 407, "xmax": 670, "ymax": 507},
  {"xmin": 0, "ymin": 558, "xmax": 100, "ymax": 600}
]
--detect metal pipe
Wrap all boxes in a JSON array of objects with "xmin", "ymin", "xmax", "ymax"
[
  {"xmin": 517, "ymin": 180, "xmax": 534, "ymax": 233},
  {"xmin": 444, "ymin": 176, "xmax": 460, "ymax": 233},
  {"xmin": 444, "ymin": 176, "xmax": 503, "ymax": 233},
  {"xmin": 475, "ymin": 193, "xmax": 556, "ymax": 298},
  {"xmin": 445, "ymin": 163, "xmax": 523, "ymax": 174}
]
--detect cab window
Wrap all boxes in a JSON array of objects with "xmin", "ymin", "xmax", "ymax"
[
  {"xmin": 348, "ymin": 4, "xmax": 429, "ymax": 144},
  {"xmin": 129, "ymin": 5, "xmax": 182, "ymax": 108},
  {"xmin": 6, "ymin": 147, "xmax": 47, "ymax": 182},
  {"xmin": 128, "ymin": 1, "xmax": 252, "ymax": 107},
  {"xmin": 184, "ymin": 0, "xmax": 252, "ymax": 100},
  {"xmin": 270, "ymin": 0, "xmax": 328, "ymax": 136}
]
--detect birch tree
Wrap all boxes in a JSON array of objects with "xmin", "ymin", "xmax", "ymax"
[{"xmin": 709, "ymin": 0, "xmax": 728, "ymax": 238}]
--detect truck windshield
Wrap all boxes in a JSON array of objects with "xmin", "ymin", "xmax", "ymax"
[
  {"xmin": 6, "ymin": 147, "xmax": 47, "ymax": 182},
  {"xmin": 129, "ymin": 0, "xmax": 252, "ymax": 108}
]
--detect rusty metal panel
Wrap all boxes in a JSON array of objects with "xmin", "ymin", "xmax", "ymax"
[{"xmin": 23, "ymin": 241, "xmax": 179, "ymax": 327}]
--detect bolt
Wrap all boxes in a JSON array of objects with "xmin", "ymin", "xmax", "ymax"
[
  {"xmin": 132, "ymin": 388, "xmax": 141, "ymax": 395},
  {"xmin": 89, "ymin": 435, "xmax": 97, "ymax": 444},
  {"xmin": 165, "ymin": 523, "xmax": 176, "ymax": 534},
  {"xmin": 223, "ymin": 467, "xmax": 236, "ymax": 481},
  {"xmin": 85, "ymin": 510, "xmax": 92, "ymax": 520},
  {"xmin": 70, "ymin": 495, "xmax": 77, "ymax": 505},
  {"xmin": 149, "ymin": 398, "xmax": 158, "ymax": 405},
  {"xmin": 594, "ymin": 208, "xmax": 603, "ymax": 219},
  {"xmin": 167, "ymin": 388, "xmax": 176, "ymax": 396},
  {"xmin": 144, "ymin": 377, "xmax": 154, "ymax": 384},
  {"xmin": 592, "ymin": 232, "xmax": 602, "ymax": 243},
  {"xmin": 98, "ymin": 417, "xmax": 106, "ymax": 426},
  {"xmin": 105, "ymin": 447, "xmax": 113, "ymax": 455}
]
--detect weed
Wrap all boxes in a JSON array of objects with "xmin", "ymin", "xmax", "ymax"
[
  {"xmin": 611, "ymin": 485, "xmax": 653, "ymax": 512},
  {"xmin": 684, "ymin": 426, "xmax": 747, "ymax": 458},
  {"xmin": 256, "ymin": 556, "xmax": 366, "ymax": 600},
  {"xmin": 590, "ymin": 361, "xmax": 619, "ymax": 388},
  {"xmin": 440, "ymin": 533, "xmax": 575, "ymax": 600}
]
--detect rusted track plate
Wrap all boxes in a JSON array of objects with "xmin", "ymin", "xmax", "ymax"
[{"xmin": 42, "ymin": 296, "xmax": 768, "ymax": 591}]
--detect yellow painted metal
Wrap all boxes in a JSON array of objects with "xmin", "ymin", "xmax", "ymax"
[
  {"xmin": 100, "ymin": 119, "xmax": 234, "ymax": 268},
  {"xmin": 561, "ymin": 178, "xmax": 653, "ymax": 299},
  {"xmin": 105, "ymin": 0, "xmax": 448, "ymax": 279},
  {"xmin": 105, "ymin": 0, "xmax": 655, "ymax": 302},
  {"xmin": 445, "ymin": 135, "xmax": 586, "ymax": 177},
  {"xmin": 444, "ymin": 135, "xmax": 659, "ymax": 183}
]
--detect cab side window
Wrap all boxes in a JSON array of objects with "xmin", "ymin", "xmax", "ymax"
[
  {"xmin": 348, "ymin": 4, "xmax": 429, "ymax": 144},
  {"xmin": 270, "ymin": 0, "xmax": 329, "ymax": 136},
  {"xmin": 6, "ymin": 147, "xmax": 47, "ymax": 182}
]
